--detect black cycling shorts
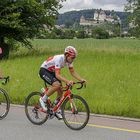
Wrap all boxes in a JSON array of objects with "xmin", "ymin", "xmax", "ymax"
[{"xmin": 39, "ymin": 68, "xmax": 61, "ymax": 85}]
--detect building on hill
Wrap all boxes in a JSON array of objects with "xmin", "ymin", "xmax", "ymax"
[
  {"xmin": 80, "ymin": 9, "xmax": 121, "ymax": 26},
  {"xmin": 94, "ymin": 10, "xmax": 106, "ymax": 22},
  {"xmin": 80, "ymin": 15, "xmax": 98, "ymax": 26}
]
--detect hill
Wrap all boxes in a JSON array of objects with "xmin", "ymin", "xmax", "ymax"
[{"xmin": 56, "ymin": 9, "xmax": 130, "ymax": 26}]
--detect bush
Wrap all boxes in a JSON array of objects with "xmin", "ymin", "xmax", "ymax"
[
  {"xmin": 76, "ymin": 30, "xmax": 86, "ymax": 39},
  {"xmin": 92, "ymin": 27, "xmax": 109, "ymax": 39}
]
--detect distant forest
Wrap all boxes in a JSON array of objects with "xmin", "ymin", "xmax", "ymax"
[{"xmin": 56, "ymin": 9, "xmax": 130, "ymax": 27}]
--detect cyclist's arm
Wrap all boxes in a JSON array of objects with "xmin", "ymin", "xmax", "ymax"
[{"xmin": 69, "ymin": 67, "xmax": 83, "ymax": 81}]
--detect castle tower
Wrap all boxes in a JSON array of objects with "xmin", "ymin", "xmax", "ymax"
[
  {"xmin": 80, "ymin": 15, "xmax": 85, "ymax": 23},
  {"xmin": 94, "ymin": 10, "xmax": 99, "ymax": 21},
  {"xmin": 99, "ymin": 10, "xmax": 106, "ymax": 21},
  {"xmin": 80, "ymin": 15, "xmax": 89, "ymax": 25}
]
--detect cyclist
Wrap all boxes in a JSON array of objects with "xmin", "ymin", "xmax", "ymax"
[{"xmin": 39, "ymin": 46, "xmax": 86, "ymax": 119}]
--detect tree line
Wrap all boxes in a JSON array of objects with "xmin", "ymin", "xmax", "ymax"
[{"xmin": 38, "ymin": 26, "xmax": 114, "ymax": 40}]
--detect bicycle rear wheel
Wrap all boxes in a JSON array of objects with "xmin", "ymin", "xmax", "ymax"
[
  {"xmin": 62, "ymin": 94, "xmax": 90, "ymax": 130},
  {"xmin": 0, "ymin": 88, "xmax": 10, "ymax": 120},
  {"xmin": 25, "ymin": 92, "xmax": 48, "ymax": 125}
]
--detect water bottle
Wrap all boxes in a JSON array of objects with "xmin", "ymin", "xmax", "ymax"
[
  {"xmin": 41, "ymin": 87, "xmax": 45, "ymax": 93},
  {"xmin": 40, "ymin": 87, "xmax": 47, "ymax": 97}
]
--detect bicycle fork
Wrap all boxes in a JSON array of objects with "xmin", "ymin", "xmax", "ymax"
[{"xmin": 68, "ymin": 95, "xmax": 78, "ymax": 114}]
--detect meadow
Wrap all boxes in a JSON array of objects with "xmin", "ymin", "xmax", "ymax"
[{"xmin": 1, "ymin": 38, "xmax": 140, "ymax": 118}]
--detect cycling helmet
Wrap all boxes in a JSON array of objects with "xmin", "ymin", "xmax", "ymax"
[{"xmin": 64, "ymin": 46, "xmax": 77, "ymax": 58}]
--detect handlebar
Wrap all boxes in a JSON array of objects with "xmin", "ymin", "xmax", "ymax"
[
  {"xmin": 63, "ymin": 81, "xmax": 86, "ymax": 91},
  {"xmin": 0, "ymin": 76, "xmax": 10, "ymax": 85}
]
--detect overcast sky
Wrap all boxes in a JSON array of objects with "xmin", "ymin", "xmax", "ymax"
[{"xmin": 59, "ymin": 0, "xmax": 128, "ymax": 13}]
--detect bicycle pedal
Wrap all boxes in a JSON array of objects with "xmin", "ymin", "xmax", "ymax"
[{"xmin": 48, "ymin": 114, "xmax": 55, "ymax": 119}]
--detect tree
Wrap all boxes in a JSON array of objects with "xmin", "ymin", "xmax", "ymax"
[
  {"xmin": 62, "ymin": 29, "xmax": 75, "ymax": 39},
  {"xmin": 0, "ymin": 0, "xmax": 63, "ymax": 59},
  {"xmin": 92, "ymin": 27, "xmax": 109, "ymax": 39},
  {"xmin": 76, "ymin": 30, "xmax": 86, "ymax": 39},
  {"xmin": 125, "ymin": 0, "xmax": 140, "ymax": 37}
]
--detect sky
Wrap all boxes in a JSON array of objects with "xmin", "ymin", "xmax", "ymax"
[{"xmin": 59, "ymin": 0, "xmax": 128, "ymax": 13}]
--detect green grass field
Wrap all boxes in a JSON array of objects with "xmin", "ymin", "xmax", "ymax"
[{"xmin": 1, "ymin": 38, "xmax": 140, "ymax": 118}]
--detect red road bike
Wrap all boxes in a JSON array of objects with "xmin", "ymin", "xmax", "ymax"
[{"xmin": 25, "ymin": 81, "xmax": 90, "ymax": 130}]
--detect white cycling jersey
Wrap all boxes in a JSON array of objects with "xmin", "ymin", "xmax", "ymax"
[{"xmin": 41, "ymin": 54, "xmax": 73, "ymax": 72}]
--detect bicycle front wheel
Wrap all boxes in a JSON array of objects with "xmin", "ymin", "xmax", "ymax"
[
  {"xmin": 25, "ymin": 92, "xmax": 48, "ymax": 125},
  {"xmin": 62, "ymin": 94, "xmax": 90, "ymax": 130},
  {"xmin": 0, "ymin": 88, "xmax": 10, "ymax": 120}
]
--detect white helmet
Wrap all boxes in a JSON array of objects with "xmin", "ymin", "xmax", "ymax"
[{"xmin": 64, "ymin": 46, "xmax": 77, "ymax": 58}]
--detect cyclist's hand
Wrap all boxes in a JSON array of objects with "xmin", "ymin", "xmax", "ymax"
[
  {"xmin": 81, "ymin": 79, "xmax": 87, "ymax": 87},
  {"xmin": 67, "ymin": 81, "xmax": 74, "ymax": 86}
]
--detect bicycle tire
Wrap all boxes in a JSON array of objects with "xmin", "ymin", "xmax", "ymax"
[
  {"xmin": 25, "ymin": 92, "xmax": 48, "ymax": 125},
  {"xmin": 62, "ymin": 94, "xmax": 90, "ymax": 130},
  {"xmin": 0, "ymin": 88, "xmax": 10, "ymax": 120}
]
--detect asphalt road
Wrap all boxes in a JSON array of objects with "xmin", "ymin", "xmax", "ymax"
[{"xmin": 0, "ymin": 105, "xmax": 140, "ymax": 140}]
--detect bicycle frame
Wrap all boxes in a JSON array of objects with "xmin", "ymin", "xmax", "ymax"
[
  {"xmin": 53, "ymin": 89, "xmax": 71, "ymax": 112},
  {"xmin": 41, "ymin": 81, "xmax": 84, "ymax": 114}
]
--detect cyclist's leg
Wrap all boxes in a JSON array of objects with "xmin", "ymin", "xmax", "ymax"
[
  {"xmin": 53, "ymin": 87, "xmax": 63, "ymax": 105},
  {"xmin": 39, "ymin": 68, "xmax": 55, "ymax": 110},
  {"xmin": 39, "ymin": 68, "xmax": 62, "ymax": 95},
  {"xmin": 46, "ymin": 81, "xmax": 61, "ymax": 97},
  {"xmin": 54, "ymin": 87, "xmax": 63, "ymax": 120},
  {"xmin": 52, "ymin": 86, "xmax": 63, "ymax": 114},
  {"xmin": 39, "ymin": 68, "xmax": 62, "ymax": 119},
  {"xmin": 56, "ymin": 87, "xmax": 63, "ymax": 100}
]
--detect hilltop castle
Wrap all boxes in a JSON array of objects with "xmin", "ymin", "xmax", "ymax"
[{"xmin": 80, "ymin": 9, "xmax": 120, "ymax": 26}]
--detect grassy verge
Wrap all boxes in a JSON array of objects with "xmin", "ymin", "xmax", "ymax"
[{"xmin": 1, "ymin": 38, "xmax": 140, "ymax": 118}]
